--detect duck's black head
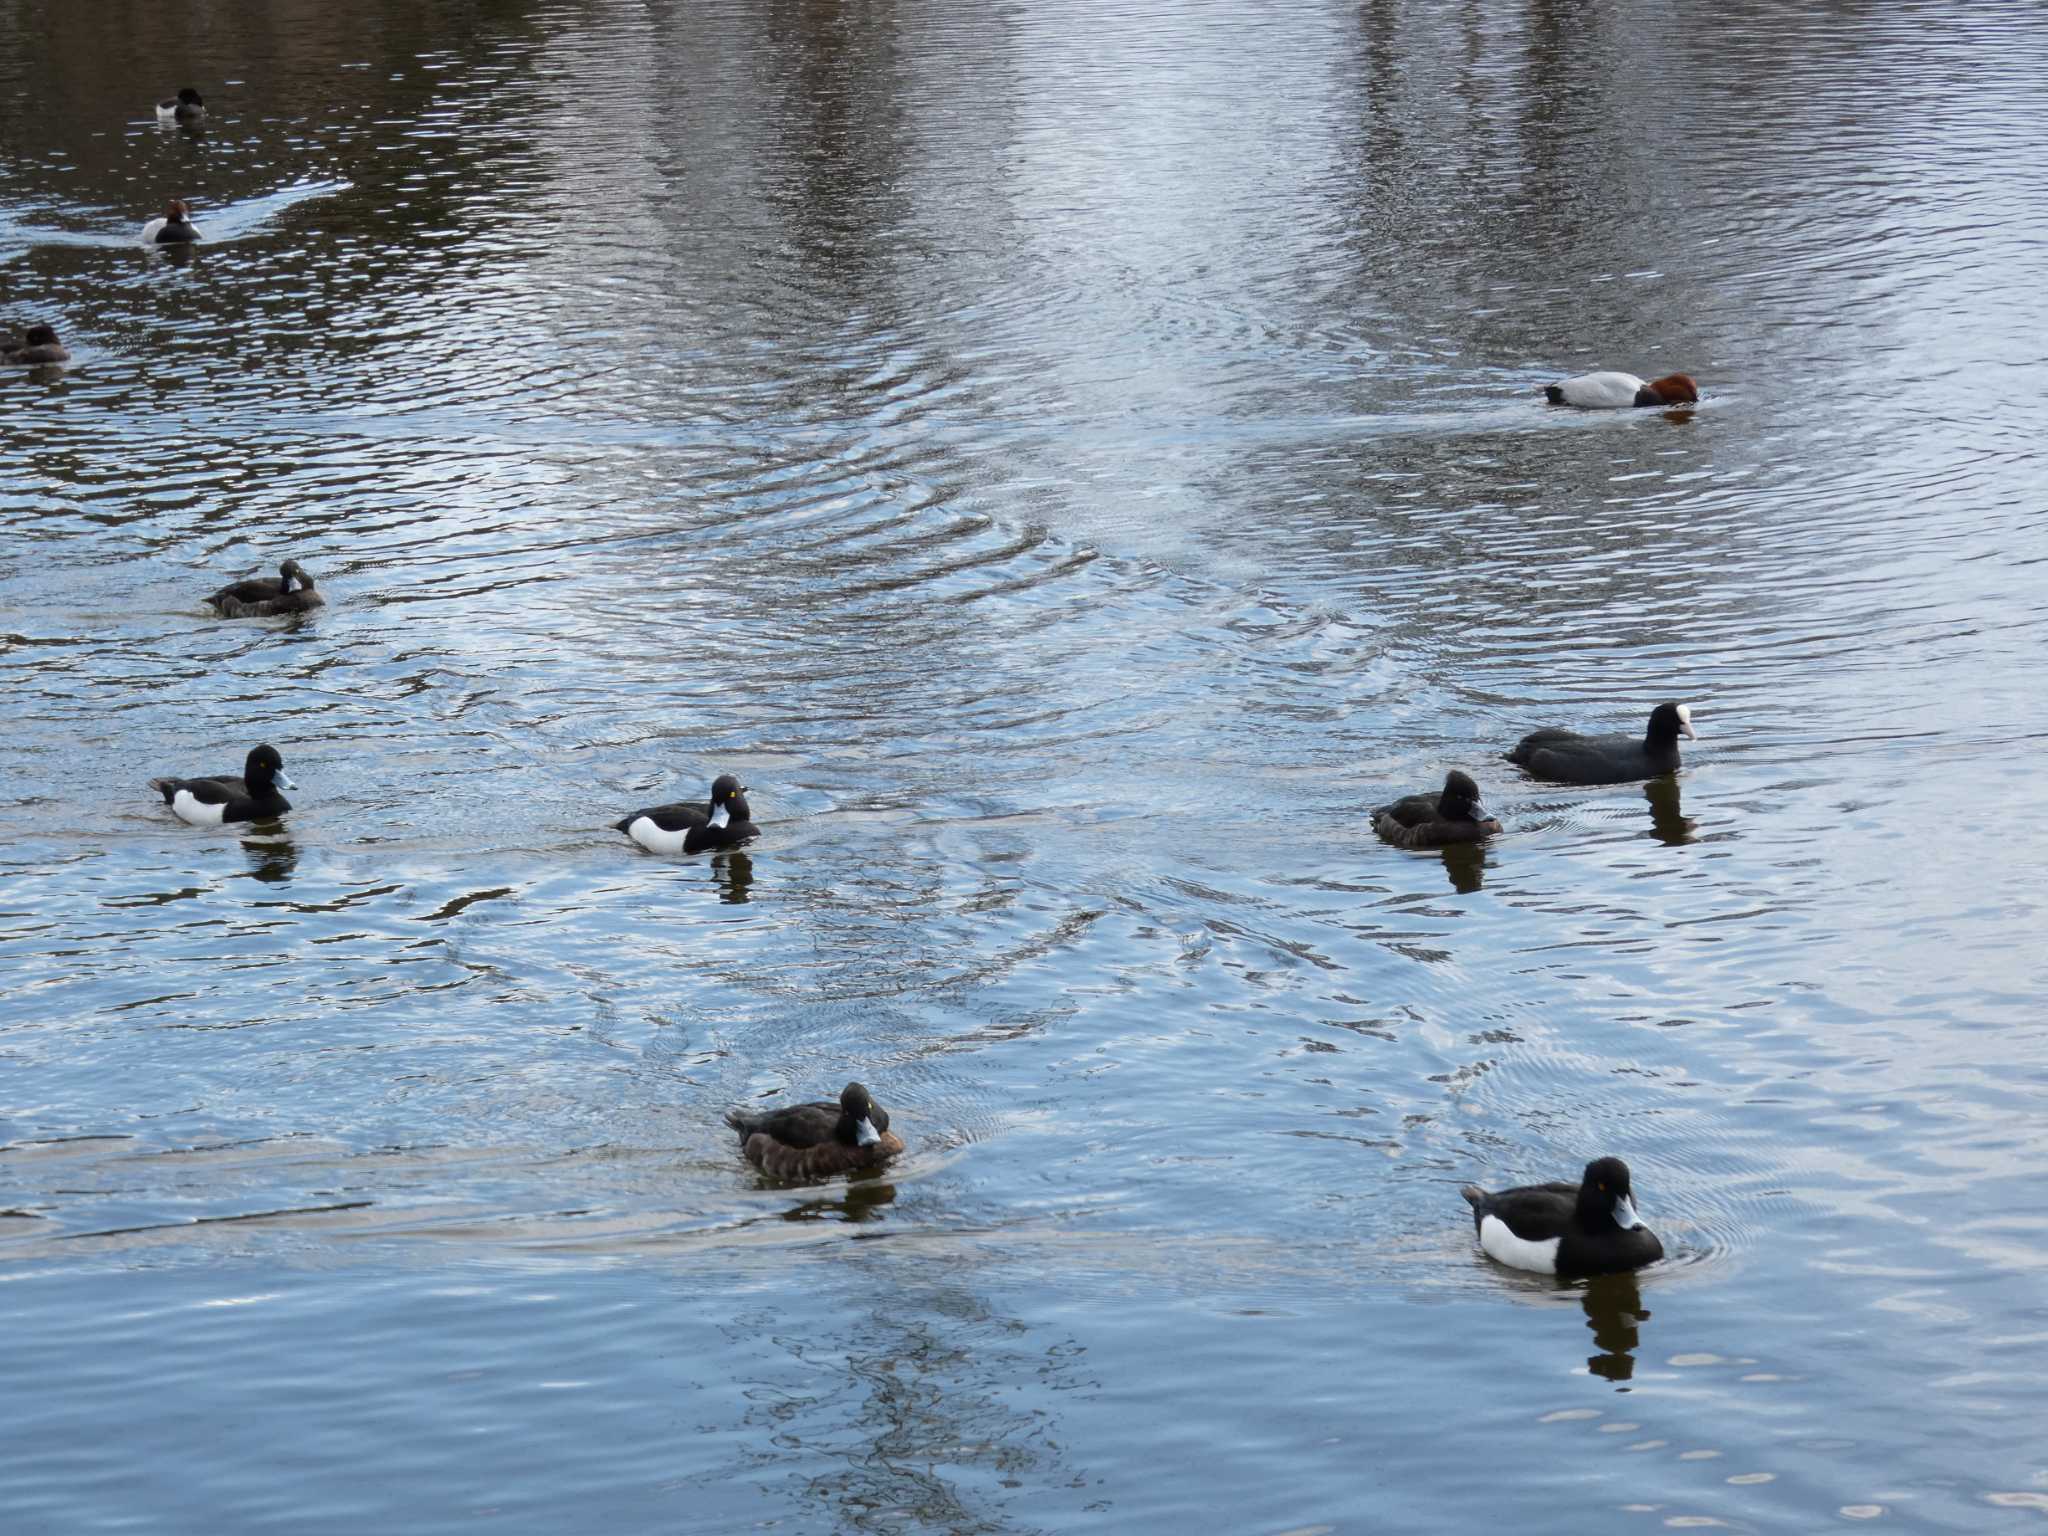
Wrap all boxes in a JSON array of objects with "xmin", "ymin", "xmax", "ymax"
[
  {"xmin": 836, "ymin": 1081, "xmax": 887, "ymax": 1146},
  {"xmin": 1437, "ymin": 769, "xmax": 1490, "ymax": 823},
  {"xmin": 1645, "ymin": 702, "xmax": 1696, "ymax": 747},
  {"xmin": 23, "ymin": 323, "xmax": 58, "ymax": 347},
  {"xmin": 281, "ymin": 559, "xmax": 313, "ymax": 592},
  {"xmin": 1578, "ymin": 1157, "xmax": 1643, "ymax": 1231},
  {"xmin": 243, "ymin": 743, "xmax": 291, "ymax": 789},
  {"xmin": 709, "ymin": 773, "xmax": 748, "ymax": 809},
  {"xmin": 178, "ymin": 88, "xmax": 204, "ymax": 108}
]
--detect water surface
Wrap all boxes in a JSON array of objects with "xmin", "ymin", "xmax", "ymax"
[{"xmin": 5, "ymin": 2, "xmax": 2048, "ymax": 1530}]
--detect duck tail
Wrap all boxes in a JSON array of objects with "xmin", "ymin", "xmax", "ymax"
[
  {"xmin": 1459, "ymin": 1185, "xmax": 1487, "ymax": 1209},
  {"xmin": 723, "ymin": 1107, "xmax": 760, "ymax": 1139}
]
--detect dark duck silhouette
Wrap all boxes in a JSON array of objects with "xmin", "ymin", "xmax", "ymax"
[
  {"xmin": 203, "ymin": 559, "xmax": 325, "ymax": 618},
  {"xmin": 1461, "ymin": 1157, "xmax": 1665, "ymax": 1276},
  {"xmin": 615, "ymin": 773, "xmax": 759, "ymax": 855},
  {"xmin": 1373, "ymin": 769, "xmax": 1502, "ymax": 848},
  {"xmin": 725, "ymin": 1082, "xmax": 905, "ymax": 1180},
  {"xmin": 149, "ymin": 743, "xmax": 295, "ymax": 826},
  {"xmin": 1506, "ymin": 702, "xmax": 1696, "ymax": 785}
]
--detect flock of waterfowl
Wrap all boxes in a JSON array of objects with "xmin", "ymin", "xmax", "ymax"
[{"xmin": 24, "ymin": 86, "xmax": 1711, "ymax": 1272}]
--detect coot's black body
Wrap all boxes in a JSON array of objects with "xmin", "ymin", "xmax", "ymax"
[{"xmin": 1506, "ymin": 702, "xmax": 1695, "ymax": 785}]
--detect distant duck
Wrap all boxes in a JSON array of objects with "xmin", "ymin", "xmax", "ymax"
[
  {"xmin": 1544, "ymin": 371, "xmax": 1698, "ymax": 409},
  {"xmin": 614, "ymin": 773, "xmax": 759, "ymax": 855},
  {"xmin": 725, "ymin": 1082, "xmax": 905, "ymax": 1180},
  {"xmin": 1, "ymin": 323, "xmax": 68, "ymax": 365},
  {"xmin": 155, "ymin": 88, "xmax": 206, "ymax": 125},
  {"xmin": 204, "ymin": 559, "xmax": 325, "ymax": 618},
  {"xmin": 1373, "ymin": 770, "xmax": 1502, "ymax": 849},
  {"xmin": 1506, "ymin": 702, "xmax": 1696, "ymax": 786},
  {"xmin": 149, "ymin": 743, "xmax": 295, "ymax": 826},
  {"xmin": 141, "ymin": 198, "xmax": 199, "ymax": 244},
  {"xmin": 1461, "ymin": 1157, "xmax": 1665, "ymax": 1275}
]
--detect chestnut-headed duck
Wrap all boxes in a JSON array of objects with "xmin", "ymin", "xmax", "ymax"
[
  {"xmin": 1461, "ymin": 1157, "xmax": 1664, "ymax": 1275},
  {"xmin": 725, "ymin": 1082, "xmax": 905, "ymax": 1180},
  {"xmin": 150, "ymin": 744, "xmax": 296, "ymax": 826},
  {"xmin": 1507, "ymin": 702, "xmax": 1696, "ymax": 785},
  {"xmin": 155, "ymin": 88, "xmax": 206, "ymax": 125},
  {"xmin": 1544, "ymin": 371, "xmax": 1698, "ymax": 409},
  {"xmin": 2, "ymin": 323, "xmax": 69, "ymax": 365},
  {"xmin": 203, "ymin": 559, "xmax": 325, "ymax": 618},
  {"xmin": 614, "ymin": 773, "xmax": 760, "ymax": 855},
  {"xmin": 1373, "ymin": 770, "xmax": 1502, "ymax": 849},
  {"xmin": 141, "ymin": 199, "xmax": 200, "ymax": 244}
]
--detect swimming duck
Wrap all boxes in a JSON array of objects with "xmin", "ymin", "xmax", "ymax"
[
  {"xmin": 155, "ymin": 88, "xmax": 206, "ymax": 125},
  {"xmin": 203, "ymin": 559, "xmax": 325, "ymax": 618},
  {"xmin": 1373, "ymin": 769, "xmax": 1502, "ymax": 849},
  {"xmin": 1461, "ymin": 1157, "xmax": 1664, "ymax": 1275},
  {"xmin": 1544, "ymin": 371, "xmax": 1698, "ymax": 409},
  {"xmin": 141, "ymin": 199, "xmax": 199, "ymax": 244},
  {"xmin": 1506, "ymin": 702, "xmax": 1695, "ymax": 785},
  {"xmin": 149, "ymin": 743, "xmax": 295, "ymax": 826},
  {"xmin": 614, "ymin": 773, "xmax": 759, "ymax": 855},
  {"xmin": 725, "ymin": 1082, "xmax": 905, "ymax": 1180},
  {"xmin": 2, "ymin": 323, "xmax": 68, "ymax": 365}
]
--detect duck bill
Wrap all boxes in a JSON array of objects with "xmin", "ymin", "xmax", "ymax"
[
  {"xmin": 1612, "ymin": 1194, "xmax": 1642, "ymax": 1230},
  {"xmin": 853, "ymin": 1116, "xmax": 881, "ymax": 1148},
  {"xmin": 1469, "ymin": 800, "xmax": 1492, "ymax": 824},
  {"xmin": 274, "ymin": 772, "xmax": 299, "ymax": 791}
]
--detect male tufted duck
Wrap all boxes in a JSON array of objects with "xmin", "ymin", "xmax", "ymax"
[
  {"xmin": 150, "ymin": 743, "xmax": 295, "ymax": 826},
  {"xmin": 155, "ymin": 88, "xmax": 206, "ymax": 125},
  {"xmin": 1461, "ymin": 1157, "xmax": 1664, "ymax": 1275},
  {"xmin": 615, "ymin": 772, "xmax": 759, "ymax": 855}
]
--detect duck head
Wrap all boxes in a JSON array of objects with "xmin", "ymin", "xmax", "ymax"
[
  {"xmin": 1437, "ymin": 769, "xmax": 1491, "ymax": 824},
  {"xmin": 1635, "ymin": 373, "xmax": 1699, "ymax": 407},
  {"xmin": 1579, "ymin": 1157, "xmax": 1644, "ymax": 1231},
  {"xmin": 244, "ymin": 743, "xmax": 297, "ymax": 792},
  {"xmin": 838, "ymin": 1081, "xmax": 885, "ymax": 1147}
]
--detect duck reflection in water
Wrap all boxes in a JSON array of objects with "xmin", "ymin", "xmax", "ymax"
[
  {"xmin": 1579, "ymin": 1271, "xmax": 1650, "ymax": 1383},
  {"xmin": 1644, "ymin": 777, "xmax": 1697, "ymax": 846},
  {"xmin": 778, "ymin": 1179, "xmax": 898, "ymax": 1225},
  {"xmin": 239, "ymin": 831, "xmax": 298, "ymax": 884},
  {"xmin": 711, "ymin": 849, "xmax": 754, "ymax": 904},
  {"xmin": 1439, "ymin": 842, "xmax": 1486, "ymax": 894}
]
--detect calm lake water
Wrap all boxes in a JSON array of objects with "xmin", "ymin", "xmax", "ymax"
[{"xmin": 5, "ymin": 1, "xmax": 2048, "ymax": 1530}]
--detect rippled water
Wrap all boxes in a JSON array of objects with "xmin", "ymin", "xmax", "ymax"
[{"xmin": 5, "ymin": 1, "xmax": 2048, "ymax": 1529}]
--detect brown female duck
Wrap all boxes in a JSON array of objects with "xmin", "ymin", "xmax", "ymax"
[{"xmin": 725, "ymin": 1082, "xmax": 904, "ymax": 1180}]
